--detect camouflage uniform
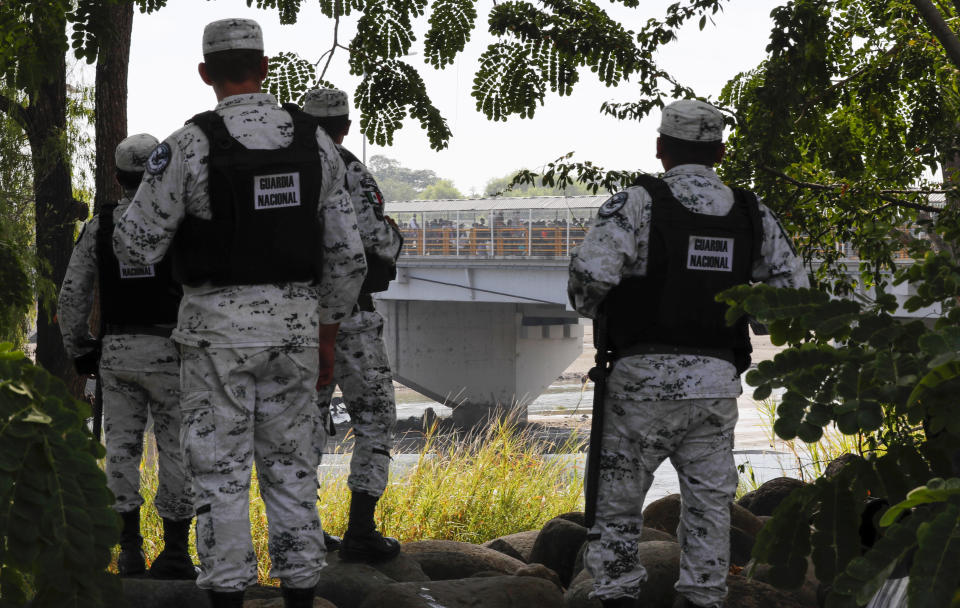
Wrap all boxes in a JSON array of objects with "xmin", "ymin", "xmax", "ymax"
[
  {"xmin": 114, "ymin": 92, "xmax": 366, "ymax": 591},
  {"xmin": 315, "ymin": 149, "xmax": 403, "ymax": 497},
  {"xmin": 58, "ymin": 199, "xmax": 192, "ymax": 521},
  {"xmin": 569, "ymin": 101, "xmax": 809, "ymax": 608}
]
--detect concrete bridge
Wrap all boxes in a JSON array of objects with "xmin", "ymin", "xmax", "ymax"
[{"xmin": 376, "ymin": 195, "xmax": 940, "ymax": 424}]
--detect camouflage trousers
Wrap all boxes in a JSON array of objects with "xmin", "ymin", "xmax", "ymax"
[
  {"xmin": 101, "ymin": 361, "xmax": 192, "ymax": 520},
  {"xmin": 584, "ymin": 397, "xmax": 739, "ymax": 608},
  {"xmin": 316, "ymin": 311, "xmax": 396, "ymax": 496},
  {"xmin": 180, "ymin": 344, "xmax": 326, "ymax": 592}
]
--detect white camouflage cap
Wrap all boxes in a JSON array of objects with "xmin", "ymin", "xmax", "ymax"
[
  {"xmin": 115, "ymin": 133, "xmax": 159, "ymax": 172},
  {"xmin": 303, "ymin": 88, "xmax": 349, "ymax": 118},
  {"xmin": 202, "ymin": 18, "xmax": 264, "ymax": 55},
  {"xmin": 657, "ymin": 99, "xmax": 724, "ymax": 142}
]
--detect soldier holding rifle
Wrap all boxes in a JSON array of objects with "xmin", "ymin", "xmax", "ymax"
[
  {"xmin": 568, "ymin": 100, "xmax": 808, "ymax": 608},
  {"xmin": 58, "ymin": 134, "xmax": 195, "ymax": 580}
]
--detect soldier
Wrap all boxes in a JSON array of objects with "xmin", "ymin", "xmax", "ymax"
[
  {"xmin": 57, "ymin": 134, "xmax": 196, "ymax": 580},
  {"xmin": 113, "ymin": 19, "xmax": 366, "ymax": 608},
  {"xmin": 568, "ymin": 99, "xmax": 809, "ymax": 608},
  {"xmin": 301, "ymin": 87, "xmax": 404, "ymax": 563}
]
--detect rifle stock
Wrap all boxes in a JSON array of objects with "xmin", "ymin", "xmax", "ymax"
[{"xmin": 584, "ymin": 314, "xmax": 611, "ymax": 529}]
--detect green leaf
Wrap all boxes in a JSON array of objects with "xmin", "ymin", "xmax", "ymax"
[
  {"xmin": 908, "ymin": 504, "xmax": 960, "ymax": 607},
  {"xmin": 880, "ymin": 478, "xmax": 960, "ymax": 527},
  {"xmin": 827, "ymin": 513, "xmax": 924, "ymax": 607},
  {"xmin": 752, "ymin": 484, "xmax": 816, "ymax": 588},
  {"xmin": 810, "ymin": 472, "xmax": 863, "ymax": 584},
  {"xmin": 424, "ymin": 0, "xmax": 477, "ymax": 68},
  {"xmin": 908, "ymin": 361, "xmax": 960, "ymax": 408},
  {"xmin": 263, "ymin": 51, "xmax": 317, "ymax": 105}
]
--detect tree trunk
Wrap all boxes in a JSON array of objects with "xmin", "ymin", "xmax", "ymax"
[
  {"xmin": 94, "ymin": 2, "xmax": 133, "ymax": 214},
  {"xmin": 27, "ymin": 50, "xmax": 75, "ymax": 379}
]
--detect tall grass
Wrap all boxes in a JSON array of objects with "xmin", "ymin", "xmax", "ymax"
[
  {"xmin": 119, "ymin": 418, "xmax": 584, "ymax": 585},
  {"xmin": 755, "ymin": 398, "xmax": 862, "ymax": 481}
]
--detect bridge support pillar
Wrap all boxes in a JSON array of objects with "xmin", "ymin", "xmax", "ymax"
[{"xmin": 379, "ymin": 299, "xmax": 583, "ymax": 427}]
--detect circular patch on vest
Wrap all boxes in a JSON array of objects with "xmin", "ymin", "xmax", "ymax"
[
  {"xmin": 597, "ymin": 192, "xmax": 628, "ymax": 218},
  {"xmin": 145, "ymin": 142, "xmax": 171, "ymax": 176}
]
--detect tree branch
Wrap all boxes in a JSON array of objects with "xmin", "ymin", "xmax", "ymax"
[
  {"xmin": 796, "ymin": 43, "xmax": 902, "ymax": 121},
  {"xmin": 0, "ymin": 93, "xmax": 31, "ymax": 135},
  {"xmin": 760, "ymin": 166, "xmax": 945, "ymax": 213},
  {"xmin": 319, "ymin": 15, "xmax": 341, "ymax": 82},
  {"xmin": 912, "ymin": 0, "xmax": 960, "ymax": 69}
]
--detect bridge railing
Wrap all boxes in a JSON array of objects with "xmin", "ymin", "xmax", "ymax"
[
  {"xmin": 389, "ymin": 205, "xmax": 916, "ymax": 261},
  {"xmin": 394, "ymin": 208, "xmax": 594, "ymax": 258}
]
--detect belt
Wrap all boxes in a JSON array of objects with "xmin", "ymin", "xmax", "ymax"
[
  {"xmin": 612, "ymin": 342, "xmax": 736, "ymax": 366},
  {"xmin": 104, "ymin": 324, "xmax": 174, "ymax": 338}
]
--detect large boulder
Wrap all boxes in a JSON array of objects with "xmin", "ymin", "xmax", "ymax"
[
  {"xmin": 529, "ymin": 518, "xmax": 589, "ymax": 586},
  {"xmin": 744, "ymin": 557, "xmax": 819, "ymax": 608},
  {"xmin": 483, "ymin": 529, "xmax": 539, "ymax": 562},
  {"xmin": 555, "ymin": 511, "xmax": 587, "ymax": 528},
  {"xmin": 122, "ymin": 579, "xmax": 210, "ymax": 608},
  {"xmin": 244, "ymin": 599, "xmax": 336, "ymax": 608},
  {"xmin": 736, "ymin": 477, "xmax": 806, "ymax": 517},
  {"xmin": 725, "ymin": 574, "xmax": 807, "ymax": 608},
  {"xmin": 823, "ymin": 453, "xmax": 862, "ymax": 480},
  {"xmin": 357, "ymin": 575, "xmax": 564, "ymax": 608},
  {"xmin": 325, "ymin": 549, "xmax": 429, "ymax": 583},
  {"xmin": 642, "ymin": 495, "xmax": 763, "ymax": 566},
  {"xmin": 402, "ymin": 540, "xmax": 526, "ymax": 579},
  {"xmin": 563, "ymin": 574, "xmax": 601, "ymax": 608},
  {"xmin": 515, "ymin": 563, "xmax": 563, "ymax": 590},
  {"xmin": 121, "ymin": 581, "xmax": 283, "ymax": 608},
  {"xmin": 313, "ymin": 560, "xmax": 397, "ymax": 608}
]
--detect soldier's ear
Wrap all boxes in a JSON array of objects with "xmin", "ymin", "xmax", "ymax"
[
  {"xmin": 715, "ymin": 142, "xmax": 726, "ymax": 165},
  {"xmin": 198, "ymin": 62, "xmax": 213, "ymax": 86},
  {"xmin": 655, "ymin": 137, "xmax": 662, "ymax": 159},
  {"xmin": 257, "ymin": 56, "xmax": 269, "ymax": 81}
]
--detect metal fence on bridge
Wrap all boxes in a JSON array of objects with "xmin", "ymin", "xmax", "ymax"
[
  {"xmin": 385, "ymin": 195, "xmax": 606, "ymax": 258},
  {"xmin": 384, "ymin": 195, "xmax": 919, "ymax": 260}
]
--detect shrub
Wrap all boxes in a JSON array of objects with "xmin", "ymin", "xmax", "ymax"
[{"xmin": 0, "ymin": 343, "xmax": 120, "ymax": 607}]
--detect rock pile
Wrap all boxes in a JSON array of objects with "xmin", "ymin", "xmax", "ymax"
[{"xmin": 122, "ymin": 477, "xmax": 817, "ymax": 608}]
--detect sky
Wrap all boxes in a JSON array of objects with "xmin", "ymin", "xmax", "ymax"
[{"xmin": 125, "ymin": 0, "xmax": 785, "ymax": 195}]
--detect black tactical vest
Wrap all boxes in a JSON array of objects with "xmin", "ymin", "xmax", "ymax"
[
  {"xmin": 96, "ymin": 204, "xmax": 181, "ymax": 328},
  {"xmin": 171, "ymin": 107, "xmax": 323, "ymax": 287},
  {"xmin": 602, "ymin": 174, "xmax": 763, "ymax": 373},
  {"xmin": 336, "ymin": 145, "xmax": 400, "ymax": 295}
]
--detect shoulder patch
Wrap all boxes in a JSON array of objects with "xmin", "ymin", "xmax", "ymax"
[
  {"xmin": 597, "ymin": 192, "xmax": 628, "ymax": 218},
  {"xmin": 145, "ymin": 142, "xmax": 171, "ymax": 176}
]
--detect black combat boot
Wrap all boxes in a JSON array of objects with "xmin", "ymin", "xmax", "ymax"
[
  {"xmin": 281, "ymin": 585, "xmax": 316, "ymax": 608},
  {"xmin": 601, "ymin": 597, "xmax": 636, "ymax": 608},
  {"xmin": 149, "ymin": 517, "xmax": 199, "ymax": 579},
  {"xmin": 323, "ymin": 530, "xmax": 342, "ymax": 552},
  {"xmin": 117, "ymin": 509, "xmax": 146, "ymax": 577},
  {"xmin": 206, "ymin": 590, "xmax": 245, "ymax": 608},
  {"xmin": 339, "ymin": 491, "xmax": 401, "ymax": 563}
]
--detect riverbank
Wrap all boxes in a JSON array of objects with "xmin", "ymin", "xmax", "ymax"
[{"xmin": 325, "ymin": 325, "xmax": 815, "ymax": 505}]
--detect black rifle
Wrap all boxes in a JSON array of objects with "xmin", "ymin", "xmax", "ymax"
[
  {"xmin": 584, "ymin": 314, "xmax": 612, "ymax": 528},
  {"xmin": 76, "ymin": 336, "xmax": 103, "ymax": 441},
  {"xmin": 92, "ymin": 372, "xmax": 103, "ymax": 441}
]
